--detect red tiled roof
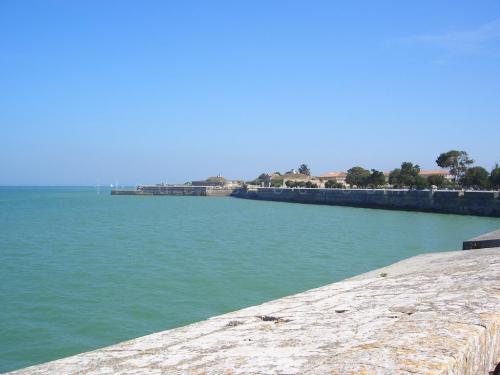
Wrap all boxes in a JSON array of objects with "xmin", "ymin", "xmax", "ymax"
[{"xmin": 419, "ymin": 170, "xmax": 449, "ymax": 176}]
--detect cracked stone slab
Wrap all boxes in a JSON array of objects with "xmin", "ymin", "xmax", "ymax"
[{"xmin": 7, "ymin": 247, "xmax": 500, "ymax": 375}]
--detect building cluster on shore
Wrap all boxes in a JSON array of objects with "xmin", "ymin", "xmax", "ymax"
[
  {"xmin": 247, "ymin": 168, "xmax": 452, "ymax": 189},
  {"xmin": 129, "ymin": 150, "xmax": 498, "ymax": 192},
  {"xmin": 245, "ymin": 150, "xmax": 500, "ymax": 191}
]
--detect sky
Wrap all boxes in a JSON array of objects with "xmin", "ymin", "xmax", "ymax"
[{"xmin": 1, "ymin": 1, "xmax": 499, "ymax": 185}]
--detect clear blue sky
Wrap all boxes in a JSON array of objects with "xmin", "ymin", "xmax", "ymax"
[{"xmin": 1, "ymin": 1, "xmax": 499, "ymax": 185}]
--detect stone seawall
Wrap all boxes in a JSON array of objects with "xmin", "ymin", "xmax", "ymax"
[
  {"xmin": 111, "ymin": 186, "xmax": 236, "ymax": 197},
  {"xmin": 9, "ymin": 244, "xmax": 500, "ymax": 374},
  {"xmin": 234, "ymin": 188, "xmax": 500, "ymax": 217}
]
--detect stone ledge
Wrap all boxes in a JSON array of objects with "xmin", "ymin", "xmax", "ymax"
[
  {"xmin": 8, "ymin": 247, "xmax": 500, "ymax": 374},
  {"xmin": 463, "ymin": 229, "xmax": 500, "ymax": 250}
]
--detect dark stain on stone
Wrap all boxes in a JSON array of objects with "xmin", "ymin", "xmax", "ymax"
[
  {"xmin": 390, "ymin": 306, "xmax": 416, "ymax": 316},
  {"xmin": 335, "ymin": 309, "xmax": 348, "ymax": 313},
  {"xmin": 226, "ymin": 320, "xmax": 244, "ymax": 327},
  {"xmin": 257, "ymin": 315, "xmax": 291, "ymax": 323}
]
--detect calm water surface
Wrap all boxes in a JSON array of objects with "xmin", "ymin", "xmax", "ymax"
[{"xmin": 1, "ymin": 187, "xmax": 499, "ymax": 372}]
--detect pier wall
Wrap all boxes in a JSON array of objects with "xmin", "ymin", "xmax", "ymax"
[
  {"xmin": 234, "ymin": 187, "xmax": 500, "ymax": 217},
  {"xmin": 111, "ymin": 186, "xmax": 236, "ymax": 197}
]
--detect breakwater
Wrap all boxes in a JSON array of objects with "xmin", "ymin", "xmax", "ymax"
[
  {"xmin": 111, "ymin": 185, "xmax": 236, "ymax": 196},
  {"xmin": 9, "ymin": 232, "xmax": 500, "ymax": 374},
  {"xmin": 234, "ymin": 187, "xmax": 500, "ymax": 217}
]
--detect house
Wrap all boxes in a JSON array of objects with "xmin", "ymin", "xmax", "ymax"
[
  {"xmin": 382, "ymin": 170, "xmax": 452, "ymax": 183},
  {"xmin": 282, "ymin": 172, "xmax": 313, "ymax": 183},
  {"xmin": 418, "ymin": 170, "xmax": 453, "ymax": 181},
  {"xmin": 316, "ymin": 172, "xmax": 348, "ymax": 187}
]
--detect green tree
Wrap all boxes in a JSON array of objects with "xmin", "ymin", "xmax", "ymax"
[
  {"xmin": 389, "ymin": 162, "xmax": 421, "ymax": 188},
  {"xmin": 270, "ymin": 177, "xmax": 284, "ymax": 187},
  {"xmin": 436, "ymin": 150, "xmax": 474, "ymax": 183},
  {"xmin": 346, "ymin": 166, "xmax": 371, "ymax": 187},
  {"xmin": 490, "ymin": 163, "xmax": 500, "ymax": 189},
  {"xmin": 368, "ymin": 169, "xmax": 386, "ymax": 188},
  {"xmin": 414, "ymin": 175, "xmax": 430, "ymax": 190},
  {"xmin": 305, "ymin": 181, "xmax": 318, "ymax": 188},
  {"xmin": 427, "ymin": 174, "xmax": 446, "ymax": 188},
  {"xmin": 248, "ymin": 173, "xmax": 271, "ymax": 186},
  {"xmin": 461, "ymin": 167, "xmax": 490, "ymax": 189},
  {"xmin": 388, "ymin": 168, "xmax": 402, "ymax": 187},
  {"xmin": 285, "ymin": 180, "xmax": 306, "ymax": 188},
  {"xmin": 298, "ymin": 164, "xmax": 311, "ymax": 176},
  {"xmin": 325, "ymin": 180, "xmax": 343, "ymax": 189},
  {"xmin": 401, "ymin": 162, "xmax": 421, "ymax": 187}
]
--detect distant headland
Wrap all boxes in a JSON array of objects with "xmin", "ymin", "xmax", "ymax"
[{"xmin": 111, "ymin": 150, "xmax": 500, "ymax": 218}]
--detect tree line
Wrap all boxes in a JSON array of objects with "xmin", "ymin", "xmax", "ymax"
[
  {"xmin": 347, "ymin": 151, "xmax": 499, "ymax": 190},
  {"xmin": 248, "ymin": 152, "xmax": 500, "ymax": 190}
]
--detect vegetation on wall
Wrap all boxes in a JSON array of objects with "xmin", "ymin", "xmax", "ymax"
[
  {"xmin": 325, "ymin": 180, "xmax": 344, "ymax": 189},
  {"xmin": 367, "ymin": 169, "xmax": 386, "ymax": 188},
  {"xmin": 427, "ymin": 174, "xmax": 446, "ymax": 188},
  {"xmin": 285, "ymin": 180, "xmax": 318, "ymax": 188}
]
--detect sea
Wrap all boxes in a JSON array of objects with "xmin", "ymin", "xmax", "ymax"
[{"xmin": 1, "ymin": 186, "xmax": 498, "ymax": 372}]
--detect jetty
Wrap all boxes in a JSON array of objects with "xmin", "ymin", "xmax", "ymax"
[
  {"xmin": 9, "ymin": 231, "xmax": 500, "ymax": 374},
  {"xmin": 112, "ymin": 185, "xmax": 500, "ymax": 217},
  {"xmin": 111, "ymin": 185, "xmax": 237, "ymax": 197}
]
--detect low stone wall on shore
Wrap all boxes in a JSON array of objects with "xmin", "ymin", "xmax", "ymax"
[
  {"xmin": 234, "ymin": 187, "xmax": 500, "ymax": 217},
  {"xmin": 111, "ymin": 186, "xmax": 236, "ymax": 197}
]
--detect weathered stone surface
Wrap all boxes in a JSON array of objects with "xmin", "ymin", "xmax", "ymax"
[{"xmin": 8, "ymin": 247, "xmax": 500, "ymax": 375}]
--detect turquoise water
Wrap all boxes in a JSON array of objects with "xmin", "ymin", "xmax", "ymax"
[{"xmin": 0, "ymin": 187, "xmax": 498, "ymax": 372}]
